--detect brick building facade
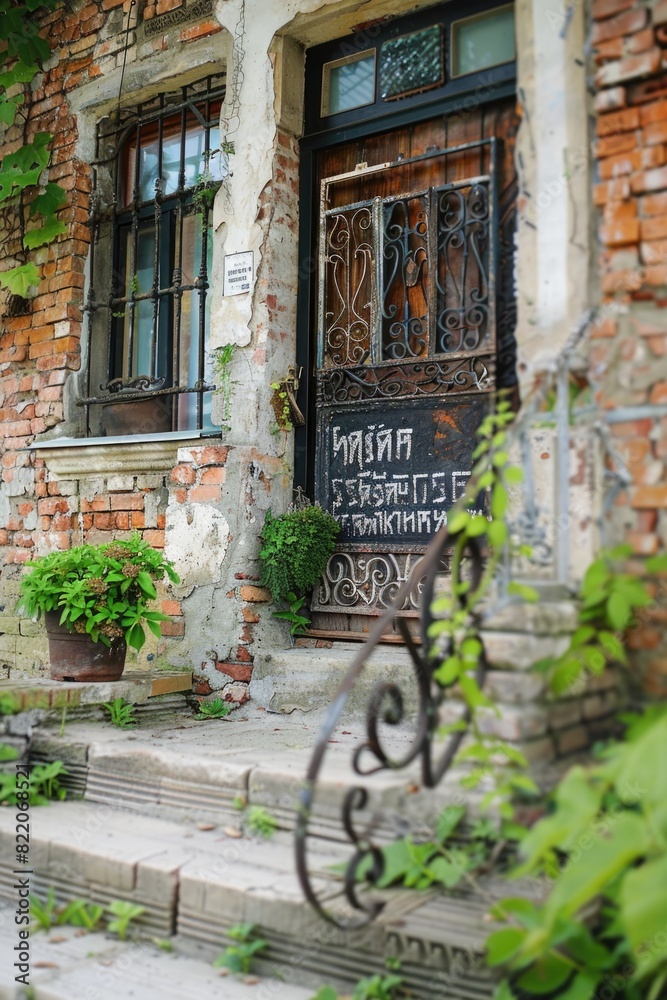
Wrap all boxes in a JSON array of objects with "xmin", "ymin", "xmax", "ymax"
[{"xmin": 1, "ymin": 0, "xmax": 667, "ymax": 703}]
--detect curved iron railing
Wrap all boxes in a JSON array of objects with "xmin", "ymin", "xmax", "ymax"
[{"xmin": 295, "ymin": 309, "xmax": 610, "ymax": 928}]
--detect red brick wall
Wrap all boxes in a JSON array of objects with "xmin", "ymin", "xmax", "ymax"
[
  {"xmin": 593, "ymin": 0, "xmax": 667, "ymax": 695},
  {"xmin": 0, "ymin": 0, "xmax": 271, "ymax": 701}
]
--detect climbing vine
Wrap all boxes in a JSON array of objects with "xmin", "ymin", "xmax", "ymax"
[{"xmin": 0, "ymin": 0, "xmax": 67, "ymax": 300}]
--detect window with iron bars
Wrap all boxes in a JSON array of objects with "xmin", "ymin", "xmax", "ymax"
[{"xmin": 82, "ymin": 74, "xmax": 225, "ymax": 436}]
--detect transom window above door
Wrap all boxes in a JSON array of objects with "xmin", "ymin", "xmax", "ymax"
[
  {"xmin": 83, "ymin": 75, "xmax": 225, "ymax": 435},
  {"xmin": 307, "ymin": 1, "xmax": 515, "ymax": 132}
]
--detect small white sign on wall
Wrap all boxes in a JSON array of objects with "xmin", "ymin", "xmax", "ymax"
[{"xmin": 223, "ymin": 251, "xmax": 254, "ymax": 296}]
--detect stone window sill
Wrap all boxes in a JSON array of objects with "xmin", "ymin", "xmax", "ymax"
[{"xmin": 26, "ymin": 431, "xmax": 222, "ymax": 478}]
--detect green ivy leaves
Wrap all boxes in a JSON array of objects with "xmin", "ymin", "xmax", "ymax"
[
  {"xmin": 0, "ymin": 2, "xmax": 67, "ymax": 296},
  {"xmin": 24, "ymin": 213, "xmax": 68, "ymax": 250},
  {"xmin": 0, "ymin": 261, "xmax": 40, "ymax": 296}
]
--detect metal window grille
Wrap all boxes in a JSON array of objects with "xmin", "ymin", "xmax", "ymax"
[{"xmin": 81, "ymin": 74, "xmax": 226, "ymax": 435}]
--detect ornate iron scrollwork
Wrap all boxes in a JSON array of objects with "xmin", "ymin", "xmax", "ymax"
[
  {"xmin": 436, "ymin": 182, "xmax": 491, "ymax": 356},
  {"xmin": 312, "ymin": 550, "xmax": 446, "ymax": 613},
  {"xmin": 317, "ymin": 356, "xmax": 494, "ymax": 405},
  {"xmin": 381, "ymin": 196, "xmax": 429, "ymax": 360},
  {"xmin": 105, "ymin": 375, "xmax": 166, "ymax": 393},
  {"xmin": 324, "ymin": 207, "xmax": 373, "ymax": 368},
  {"xmin": 295, "ymin": 528, "xmax": 486, "ymax": 928}
]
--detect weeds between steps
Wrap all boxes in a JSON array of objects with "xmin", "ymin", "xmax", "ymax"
[
  {"xmin": 0, "ymin": 753, "xmax": 67, "ymax": 805},
  {"xmin": 310, "ymin": 960, "xmax": 404, "ymax": 999},
  {"xmin": 103, "ymin": 696, "xmax": 137, "ymax": 728},
  {"xmin": 30, "ymin": 890, "xmax": 145, "ymax": 940},
  {"xmin": 214, "ymin": 922, "xmax": 268, "ymax": 974},
  {"xmin": 231, "ymin": 796, "xmax": 278, "ymax": 839},
  {"xmin": 195, "ymin": 697, "xmax": 231, "ymax": 720}
]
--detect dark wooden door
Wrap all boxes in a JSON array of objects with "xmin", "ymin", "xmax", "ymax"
[{"xmin": 310, "ymin": 99, "xmax": 519, "ymax": 638}]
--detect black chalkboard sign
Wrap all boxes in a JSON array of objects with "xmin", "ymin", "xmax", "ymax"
[{"xmin": 315, "ymin": 395, "xmax": 489, "ymax": 547}]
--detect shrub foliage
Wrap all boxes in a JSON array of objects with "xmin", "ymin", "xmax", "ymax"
[{"xmin": 259, "ymin": 505, "xmax": 339, "ymax": 601}]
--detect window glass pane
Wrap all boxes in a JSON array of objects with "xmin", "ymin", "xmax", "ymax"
[
  {"xmin": 379, "ymin": 25, "xmax": 444, "ymax": 100},
  {"xmin": 121, "ymin": 226, "xmax": 156, "ymax": 379},
  {"xmin": 206, "ymin": 126, "xmax": 225, "ymax": 184},
  {"xmin": 125, "ymin": 119, "xmax": 225, "ymax": 205},
  {"xmin": 177, "ymin": 213, "xmax": 213, "ymax": 430},
  {"xmin": 451, "ymin": 6, "xmax": 515, "ymax": 77},
  {"xmin": 322, "ymin": 52, "xmax": 375, "ymax": 116}
]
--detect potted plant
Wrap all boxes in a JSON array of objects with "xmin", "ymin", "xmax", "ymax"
[{"xmin": 19, "ymin": 533, "xmax": 179, "ymax": 682}]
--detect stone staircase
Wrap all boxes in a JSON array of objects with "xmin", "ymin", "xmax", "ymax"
[
  {"xmin": 0, "ymin": 601, "xmax": 622, "ymax": 999},
  {"xmin": 0, "ymin": 703, "xmax": 513, "ymax": 1000}
]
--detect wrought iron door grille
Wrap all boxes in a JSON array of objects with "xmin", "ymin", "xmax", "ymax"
[
  {"xmin": 313, "ymin": 139, "xmax": 504, "ymax": 617},
  {"xmin": 317, "ymin": 139, "xmax": 497, "ymax": 373},
  {"xmin": 80, "ymin": 75, "xmax": 226, "ymax": 435}
]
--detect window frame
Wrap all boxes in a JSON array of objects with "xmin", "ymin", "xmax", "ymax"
[
  {"xmin": 82, "ymin": 75, "xmax": 225, "ymax": 438},
  {"xmin": 304, "ymin": 0, "xmax": 515, "ymax": 136}
]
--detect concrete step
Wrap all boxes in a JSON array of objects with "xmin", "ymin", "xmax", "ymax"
[
  {"xmin": 0, "ymin": 901, "xmax": 314, "ymax": 1000},
  {"xmin": 249, "ymin": 642, "xmax": 420, "ymax": 717},
  {"xmin": 250, "ymin": 604, "xmax": 578, "ymax": 717},
  {"xmin": 0, "ymin": 670, "xmax": 193, "ymax": 768},
  {"xmin": 0, "ymin": 801, "xmax": 506, "ymax": 998},
  {"xmin": 28, "ymin": 710, "xmax": 475, "ymax": 843},
  {"xmin": 0, "ymin": 669, "xmax": 193, "ymax": 714}
]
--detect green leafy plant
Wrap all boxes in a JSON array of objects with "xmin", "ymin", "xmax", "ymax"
[
  {"xmin": 107, "ymin": 900, "xmax": 145, "ymax": 941},
  {"xmin": 29, "ymin": 888, "xmax": 60, "ymax": 931},
  {"xmin": 310, "ymin": 989, "xmax": 338, "ymax": 1000},
  {"xmin": 103, "ymin": 697, "xmax": 136, "ymax": 729},
  {"xmin": 32, "ymin": 760, "xmax": 68, "ymax": 802},
  {"xmin": 259, "ymin": 504, "xmax": 340, "ymax": 603},
  {"xmin": 272, "ymin": 591, "xmax": 311, "ymax": 636},
  {"xmin": 152, "ymin": 937, "xmax": 174, "ymax": 952},
  {"xmin": 533, "ymin": 545, "xmax": 666, "ymax": 696},
  {"xmin": 31, "ymin": 889, "xmax": 102, "ymax": 933},
  {"xmin": 353, "ymin": 973, "xmax": 404, "ymax": 1000},
  {"xmin": 58, "ymin": 899, "xmax": 104, "ymax": 931},
  {"xmin": 0, "ymin": 759, "xmax": 67, "ymax": 805},
  {"xmin": 19, "ymin": 532, "xmax": 179, "ymax": 651},
  {"xmin": 213, "ymin": 343, "xmax": 234, "ymax": 427},
  {"xmin": 245, "ymin": 805, "xmax": 278, "ymax": 839},
  {"xmin": 0, "ymin": 692, "xmax": 18, "ymax": 715},
  {"xmin": 0, "ymin": 2, "xmax": 67, "ymax": 298},
  {"xmin": 427, "ymin": 400, "xmax": 530, "ymax": 713},
  {"xmin": 193, "ymin": 170, "xmax": 221, "ymax": 217},
  {"xmin": 214, "ymin": 922, "xmax": 268, "ymax": 974},
  {"xmin": 349, "ymin": 804, "xmax": 515, "ymax": 895},
  {"xmin": 196, "ymin": 697, "xmax": 231, "ymax": 720},
  {"xmin": 487, "ymin": 704, "xmax": 667, "ymax": 1000},
  {"xmin": 31, "ymin": 892, "xmax": 143, "ymax": 937}
]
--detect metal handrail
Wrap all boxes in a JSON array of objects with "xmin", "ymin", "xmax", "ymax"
[{"xmin": 295, "ymin": 309, "xmax": 599, "ymax": 928}]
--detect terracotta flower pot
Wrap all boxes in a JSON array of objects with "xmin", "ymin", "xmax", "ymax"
[{"xmin": 45, "ymin": 611, "xmax": 127, "ymax": 682}]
